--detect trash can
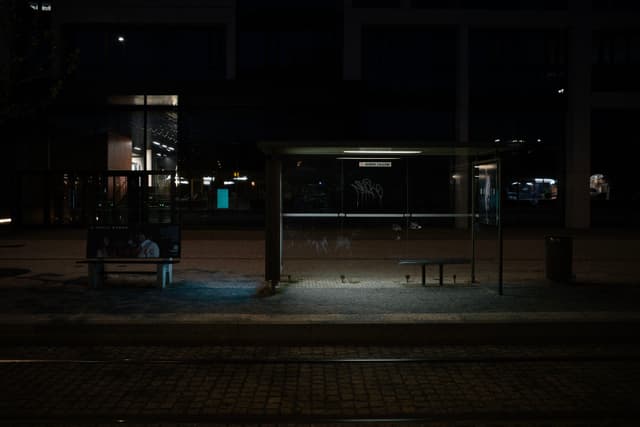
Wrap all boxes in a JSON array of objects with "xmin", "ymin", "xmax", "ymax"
[{"xmin": 545, "ymin": 235, "xmax": 573, "ymax": 282}]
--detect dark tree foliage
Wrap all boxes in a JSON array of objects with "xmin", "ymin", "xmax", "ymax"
[{"xmin": 0, "ymin": 0, "xmax": 76, "ymax": 126}]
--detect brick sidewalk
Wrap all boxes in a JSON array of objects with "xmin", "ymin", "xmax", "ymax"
[{"xmin": 1, "ymin": 346, "xmax": 639, "ymax": 422}]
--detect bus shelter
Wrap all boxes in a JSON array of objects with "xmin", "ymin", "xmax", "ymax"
[{"xmin": 259, "ymin": 141, "xmax": 503, "ymax": 291}]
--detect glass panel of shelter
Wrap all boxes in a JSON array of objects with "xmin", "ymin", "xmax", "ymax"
[{"xmin": 282, "ymin": 155, "xmax": 465, "ymax": 284}]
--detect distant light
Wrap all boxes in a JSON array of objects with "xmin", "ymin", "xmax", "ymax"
[
  {"xmin": 318, "ymin": 181, "xmax": 323, "ymax": 185},
  {"xmin": 133, "ymin": 147, "xmax": 142, "ymax": 151},
  {"xmin": 557, "ymin": 88, "xmax": 565, "ymax": 94},
  {"xmin": 223, "ymin": 181, "xmax": 235, "ymax": 185},
  {"xmin": 251, "ymin": 181, "xmax": 256, "ymax": 187},
  {"xmin": 167, "ymin": 147, "xmax": 175, "ymax": 151},
  {"xmin": 233, "ymin": 176, "xmax": 248, "ymax": 181},
  {"xmin": 338, "ymin": 157, "xmax": 399, "ymax": 160},
  {"xmin": 41, "ymin": 2, "xmax": 51, "ymax": 11},
  {"xmin": 494, "ymin": 139, "xmax": 500, "ymax": 143},
  {"xmin": 156, "ymin": 153, "xmax": 162, "ymax": 157},
  {"xmin": 475, "ymin": 164, "xmax": 497, "ymax": 170},
  {"xmin": 537, "ymin": 138, "xmax": 542, "ymax": 142},
  {"xmin": 0, "ymin": 218, "xmax": 12, "ymax": 224},
  {"xmin": 161, "ymin": 144, "xmax": 167, "ymax": 148},
  {"xmin": 28, "ymin": 2, "xmax": 38, "ymax": 10},
  {"xmin": 535, "ymin": 178, "xmax": 556, "ymax": 185},
  {"xmin": 117, "ymin": 36, "xmax": 125, "ymax": 43},
  {"xmin": 152, "ymin": 141, "xmax": 160, "ymax": 146},
  {"xmin": 344, "ymin": 150, "xmax": 421, "ymax": 155}
]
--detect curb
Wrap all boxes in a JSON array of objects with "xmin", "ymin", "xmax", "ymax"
[{"xmin": 2, "ymin": 318, "xmax": 639, "ymax": 345}]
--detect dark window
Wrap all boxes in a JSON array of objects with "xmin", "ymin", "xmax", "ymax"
[
  {"xmin": 238, "ymin": 30, "xmax": 340, "ymax": 80},
  {"xmin": 363, "ymin": 27, "xmax": 457, "ymax": 93},
  {"xmin": 359, "ymin": 109, "xmax": 454, "ymax": 140},
  {"xmin": 593, "ymin": 0, "xmax": 640, "ymax": 11},
  {"xmin": 66, "ymin": 26, "xmax": 226, "ymax": 82},
  {"xmin": 470, "ymin": 30, "xmax": 567, "ymax": 96},
  {"xmin": 593, "ymin": 31, "xmax": 640, "ymax": 66},
  {"xmin": 592, "ymin": 31, "xmax": 640, "ymax": 90},
  {"xmin": 237, "ymin": 0, "xmax": 340, "ymax": 80}
]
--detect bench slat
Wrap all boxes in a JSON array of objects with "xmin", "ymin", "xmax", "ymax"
[
  {"xmin": 399, "ymin": 258, "xmax": 469, "ymax": 265},
  {"xmin": 398, "ymin": 258, "xmax": 470, "ymax": 286},
  {"xmin": 78, "ymin": 258, "xmax": 180, "ymax": 264}
]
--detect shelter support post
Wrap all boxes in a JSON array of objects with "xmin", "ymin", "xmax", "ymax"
[
  {"xmin": 265, "ymin": 155, "xmax": 283, "ymax": 287},
  {"xmin": 471, "ymin": 166, "xmax": 476, "ymax": 284}
]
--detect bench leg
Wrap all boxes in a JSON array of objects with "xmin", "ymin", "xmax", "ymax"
[
  {"xmin": 157, "ymin": 263, "xmax": 173, "ymax": 289},
  {"xmin": 439, "ymin": 264, "xmax": 443, "ymax": 286},
  {"xmin": 421, "ymin": 264, "xmax": 426, "ymax": 286},
  {"xmin": 88, "ymin": 263, "xmax": 104, "ymax": 288}
]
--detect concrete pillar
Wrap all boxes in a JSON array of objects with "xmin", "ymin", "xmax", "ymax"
[
  {"xmin": 565, "ymin": 2, "xmax": 592, "ymax": 229},
  {"xmin": 265, "ymin": 155, "xmax": 282, "ymax": 285},
  {"xmin": 455, "ymin": 25, "xmax": 470, "ymax": 229}
]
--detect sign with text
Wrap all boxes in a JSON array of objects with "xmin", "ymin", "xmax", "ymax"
[{"xmin": 358, "ymin": 161, "xmax": 392, "ymax": 168}]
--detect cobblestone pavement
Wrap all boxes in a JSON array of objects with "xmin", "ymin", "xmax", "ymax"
[{"xmin": 1, "ymin": 345, "xmax": 639, "ymax": 426}]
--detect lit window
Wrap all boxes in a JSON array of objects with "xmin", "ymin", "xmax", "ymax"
[
  {"xmin": 147, "ymin": 95, "xmax": 179, "ymax": 106},
  {"xmin": 28, "ymin": 1, "xmax": 38, "ymax": 10},
  {"xmin": 41, "ymin": 2, "xmax": 52, "ymax": 11},
  {"xmin": 590, "ymin": 174, "xmax": 610, "ymax": 200},
  {"xmin": 217, "ymin": 189, "xmax": 229, "ymax": 209}
]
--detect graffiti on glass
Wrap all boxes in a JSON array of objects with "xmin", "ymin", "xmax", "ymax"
[{"xmin": 350, "ymin": 178, "xmax": 384, "ymax": 207}]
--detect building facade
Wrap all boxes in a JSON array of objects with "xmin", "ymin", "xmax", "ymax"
[{"xmin": 3, "ymin": 0, "xmax": 640, "ymax": 229}]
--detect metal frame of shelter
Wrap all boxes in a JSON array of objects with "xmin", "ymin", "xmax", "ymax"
[
  {"xmin": 260, "ymin": 141, "xmax": 505, "ymax": 291},
  {"xmin": 471, "ymin": 158, "xmax": 504, "ymax": 295}
]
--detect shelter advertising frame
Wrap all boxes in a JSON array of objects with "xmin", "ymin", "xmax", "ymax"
[{"xmin": 471, "ymin": 158, "xmax": 504, "ymax": 295}]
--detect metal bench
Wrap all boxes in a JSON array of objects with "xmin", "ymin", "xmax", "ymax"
[
  {"xmin": 78, "ymin": 258, "xmax": 180, "ymax": 289},
  {"xmin": 398, "ymin": 258, "xmax": 470, "ymax": 286}
]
